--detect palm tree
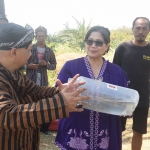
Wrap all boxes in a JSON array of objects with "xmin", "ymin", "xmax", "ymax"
[
  {"xmin": 47, "ymin": 33, "xmax": 63, "ymax": 44},
  {"xmin": 59, "ymin": 17, "xmax": 92, "ymax": 51}
]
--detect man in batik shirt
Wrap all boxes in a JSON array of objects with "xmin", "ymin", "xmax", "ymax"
[{"xmin": 0, "ymin": 23, "xmax": 89, "ymax": 150}]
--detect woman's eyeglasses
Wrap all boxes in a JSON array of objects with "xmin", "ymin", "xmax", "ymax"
[{"xmin": 85, "ymin": 39, "xmax": 106, "ymax": 47}]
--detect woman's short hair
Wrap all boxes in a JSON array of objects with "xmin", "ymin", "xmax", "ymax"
[
  {"xmin": 85, "ymin": 26, "xmax": 110, "ymax": 44},
  {"xmin": 85, "ymin": 26, "xmax": 110, "ymax": 54}
]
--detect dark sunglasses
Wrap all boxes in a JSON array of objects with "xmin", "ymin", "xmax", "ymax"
[{"xmin": 85, "ymin": 39, "xmax": 106, "ymax": 47}]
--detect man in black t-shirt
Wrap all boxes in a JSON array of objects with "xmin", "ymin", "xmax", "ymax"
[{"xmin": 113, "ymin": 17, "xmax": 150, "ymax": 150}]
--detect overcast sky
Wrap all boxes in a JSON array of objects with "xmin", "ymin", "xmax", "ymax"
[{"xmin": 5, "ymin": 0, "xmax": 150, "ymax": 34}]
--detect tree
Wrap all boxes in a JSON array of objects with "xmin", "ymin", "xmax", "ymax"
[
  {"xmin": 110, "ymin": 26, "xmax": 133, "ymax": 51},
  {"xmin": 110, "ymin": 26, "xmax": 150, "ymax": 51},
  {"xmin": 59, "ymin": 17, "xmax": 92, "ymax": 51},
  {"xmin": 46, "ymin": 33, "xmax": 63, "ymax": 51}
]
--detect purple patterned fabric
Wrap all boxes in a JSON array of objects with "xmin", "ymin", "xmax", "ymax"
[{"xmin": 55, "ymin": 57, "xmax": 128, "ymax": 150}]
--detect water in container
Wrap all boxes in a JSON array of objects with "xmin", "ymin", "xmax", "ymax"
[{"xmin": 74, "ymin": 76, "xmax": 139, "ymax": 116}]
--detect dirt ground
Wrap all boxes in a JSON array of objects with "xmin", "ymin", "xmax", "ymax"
[
  {"xmin": 122, "ymin": 110, "xmax": 150, "ymax": 150},
  {"xmin": 40, "ymin": 109, "xmax": 150, "ymax": 150}
]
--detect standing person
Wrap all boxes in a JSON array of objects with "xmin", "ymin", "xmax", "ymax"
[
  {"xmin": 54, "ymin": 26, "xmax": 129, "ymax": 150},
  {"xmin": 26, "ymin": 26, "xmax": 56, "ymax": 135},
  {"xmin": 0, "ymin": 23, "xmax": 89, "ymax": 150},
  {"xmin": 113, "ymin": 17, "xmax": 150, "ymax": 150}
]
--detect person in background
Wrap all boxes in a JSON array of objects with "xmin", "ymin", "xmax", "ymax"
[
  {"xmin": 26, "ymin": 26, "xmax": 56, "ymax": 135},
  {"xmin": 54, "ymin": 26, "xmax": 129, "ymax": 150},
  {"xmin": 0, "ymin": 22, "xmax": 89, "ymax": 150},
  {"xmin": 113, "ymin": 17, "xmax": 150, "ymax": 150}
]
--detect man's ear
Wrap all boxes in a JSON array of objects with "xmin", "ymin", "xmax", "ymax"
[{"xmin": 10, "ymin": 48, "xmax": 17, "ymax": 57}]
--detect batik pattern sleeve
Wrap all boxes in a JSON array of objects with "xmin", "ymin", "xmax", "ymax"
[
  {"xmin": 0, "ymin": 76, "xmax": 69, "ymax": 130},
  {"xmin": 24, "ymin": 75, "xmax": 59, "ymax": 99}
]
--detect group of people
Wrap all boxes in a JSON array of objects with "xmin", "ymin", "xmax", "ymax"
[{"xmin": 0, "ymin": 15, "xmax": 149, "ymax": 150}]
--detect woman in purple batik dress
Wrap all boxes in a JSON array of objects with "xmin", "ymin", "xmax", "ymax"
[{"xmin": 54, "ymin": 26, "xmax": 129, "ymax": 150}]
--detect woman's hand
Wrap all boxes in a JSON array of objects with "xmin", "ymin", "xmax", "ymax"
[{"xmin": 57, "ymin": 74, "xmax": 89, "ymax": 112}]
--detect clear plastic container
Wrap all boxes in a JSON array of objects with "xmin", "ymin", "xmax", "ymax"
[{"xmin": 75, "ymin": 76, "xmax": 139, "ymax": 116}]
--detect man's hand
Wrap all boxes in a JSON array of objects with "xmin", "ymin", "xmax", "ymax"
[
  {"xmin": 57, "ymin": 74, "xmax": 89, "ymax": 112},
  {"xmin": 61, "ymin": 84, "xmax": 89, "ymax": 112},
  {"xmin": 28, "ymin": 63, "xmax": 39, "ymax": 70},
  {"xmin": 39, "ymin": 60, "xmax": 47, "ymax": 66},
  {"xmin": 56, "ymin": 74, "xmax": 85, "ymax": 92}
]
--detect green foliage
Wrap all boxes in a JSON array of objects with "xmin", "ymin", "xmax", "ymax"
[
  {"xmin": 48, "ymin": 70, "xmax": 57, "ymax": 87},
  {"xmin": 110, "ymin": 26, "xmax": 133, "ymax": 52},
  {"xmin": 47, "ymin": 42, "xmax": 80, "ymax": 55},
  {"xmin": 47, "ymin": 65, "xmax": 65, "ymax": 87},
  {"xmin": 46, "ymin": 33, "xmax": 63, "ymax": 51},
  {"xmin": 110, "ymin": 26, "xmax": 150, "ymax": 52},
  {"xmin": 58, "ymin": 17, "xmax": 91, "ymax": 51}
]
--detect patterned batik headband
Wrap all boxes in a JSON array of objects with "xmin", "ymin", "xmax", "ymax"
[{"xmin": 0, "ymin": 23, "xmax": 34, "ymax": 50}]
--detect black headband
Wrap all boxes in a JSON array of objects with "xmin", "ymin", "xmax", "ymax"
[{"xmin": 0, "ymin": 23, "xmax": 34, "ymax": 50}]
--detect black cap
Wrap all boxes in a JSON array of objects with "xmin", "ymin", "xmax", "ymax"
[
  {"xmin": 0, "ymin": 23, "xmax": 28, "ymax": 43},
  {"xmin": 0, "ymin": 23, "xmax": 34, "ymax": 50}
]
